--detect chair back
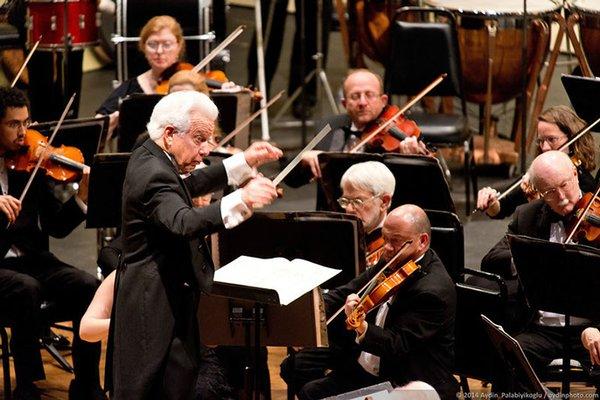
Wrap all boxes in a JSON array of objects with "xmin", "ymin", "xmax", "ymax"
[
  {"xmin": 385, "ymin": 7, "xmax": 465, "ymax": 113},
  {"xmin": 425, "ymin": 210, "xmax": 463, "ymax": 282}
]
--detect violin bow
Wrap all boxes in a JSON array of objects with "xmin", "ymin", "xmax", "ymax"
[
  {"xmin": 17, "ymin": 94, "xmax": 76, "ymax": 204},
  {"xmin": 10, "ymin": 36, "xmax": 41, "ymax": 88},
  {"xmin": 216, "ymin": 90, "xmax": 284, "ymax": 148},
  {"xmin": 565, "ymin": 185, "xmax": 600, "ymax": 244},
  {"xmin": 473, "ymin": 116, "xmax": 600, "ymax": 215},
  {"xmin": 272, "ymin": 124, "xmax": 332, "ymax": 186},
  {"xmin": 349, "ymin": 73, "xmax": 447, "ymax": 153},
  {"xmin": 192, "ymin": 25, "xmax": 245, "ymax": 73},
  {"xmin": 325, "ymin": 240, "xmax": 412, "ymax": 326}
]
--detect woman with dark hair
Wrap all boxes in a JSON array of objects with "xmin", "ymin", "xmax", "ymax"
[{"xmin": 477, "ymin": 105, "xmax": 598, "ymax": 219}]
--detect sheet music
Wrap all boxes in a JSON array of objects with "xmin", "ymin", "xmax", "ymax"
[{"xmin": 215, "ymin": 256, "xmax": 341, "ymax": 305}]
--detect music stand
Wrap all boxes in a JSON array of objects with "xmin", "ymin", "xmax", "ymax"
[
  {"xmin": 481, "ymin": 315, "xmax": 556, "ymax": 399},
  {"xmin": 86, "ymin": 153, "xmax": 130, "ymax": 229},
  {"xmin": 322, "ymin": 382, "xmax": 394, "ymax": 400},
  {"xmin": 317, "ymin": 153, "xmax": 455, "ymax": 212},
  {"xmin": 508, "ymin": 234, "xmax": 600, "ymax": 392},
  {"xmin": 33, "ymin": 116, "xmax": 109, "ymax": 166},
  {"xmin": 561, "ymin": 74, "xmax": 600, "ymax": 124},
  {"xmin": 199, "ymin": 276, "xmax": 331, "ymax": 399},
  {"xmin": 212, "ymin": 211, "xmax": 366, "ymax": 289}
]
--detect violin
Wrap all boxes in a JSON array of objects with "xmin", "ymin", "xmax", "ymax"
[
  {"xmin": 155, "ymin": 61, "xmax": 230, "ymax": 94},
  {"xmin": 346, "ymin": 259, "xmax": 421, "ymax": 329},
  {"xmin": 361, "ymin": 105, "xmax": 421, "ymax": 153},
  {"xmin": 566, "ymin": 191, "xmax": 600, "ymax": 244},
  {"xmin": 365, "ymin": 235, "xmax": 385, "ymax": 267},
  {"xmin": 5, "ymin": 129, "xmax": 86, "ymax": 183}
]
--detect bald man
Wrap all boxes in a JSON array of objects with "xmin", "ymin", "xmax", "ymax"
[
  {"xmin": 294, "ymin": 205, "xmax": 458, "ymax": 400},
  {"xmin": 482, "ymin": 151, "xmax": 600, "ymax": 394}
]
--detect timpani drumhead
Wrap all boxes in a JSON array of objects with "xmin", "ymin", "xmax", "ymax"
[
  {"xmin": 570, "ymin": 0, "xmax": 600, "ymax": 13},
  {"xmin": 426, "ymin": 0, "xmax": 561, "ymax": 16}
]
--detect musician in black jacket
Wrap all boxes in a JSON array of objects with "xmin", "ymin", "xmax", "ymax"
[
  {"xmin": 482, "ymin": 151, "xmax": 600, "ymax": 393},
  {"xmin": 111, "ymin": 90, "xmax": 281, "ymax": 400},
  {"xmin": 477, "ymin": 105, "xmax": 598, "ymax": 219},
  {"xmin": 296, "ymin": 204, "xmax": 458, "ymax": 400},
  {"xmin": 0, "ymin": 87, "xmax": 104, "ymax": 400}
]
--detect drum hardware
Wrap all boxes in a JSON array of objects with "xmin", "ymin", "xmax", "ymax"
[
  {"xmin": 525, "ymin": 9, "xmax": 594, "ymax": 153},
  {"xmin": 482, "ymin": 20, "xmax": 497, "ymax": 164},
  {"xmin": 110, "ymin": 32, "xmax": 216, "ymax": 44}
]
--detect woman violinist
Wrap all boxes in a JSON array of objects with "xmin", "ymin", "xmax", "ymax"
[
  {"xmin": 95, "ymin": 15, "xmax": 185, "ymax": 137},
  {"xmin": 477, "ymin": 105, "xmax": 599, "ymax": 219}
]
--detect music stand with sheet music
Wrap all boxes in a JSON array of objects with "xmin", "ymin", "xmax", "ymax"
[
  {"xmin": 212, "ymin": 211, "xmax": 366, "ymax": 289},
  {"xmin": 33, "ymin": 116, "xmax": 109, "ymax": 167},
  {"xmin": 561, "ymin": 74, "xmax": 600, "ymax": 124},
  {"xmin": 317, "ymin": 153, "xmax": 455, "ymax": 213},
  {"xmin": 508, "ymin": 234, "xmax": 600, "ymax": 393},
  {"xmin": 86, "ymin": 153, "xmax": 130, "ymax": 229},
  {"xmin": 481, "ymin": 315, "xmax": 556, "ymax": 399},
  {"xmin": 199, "ymin": 256, "xmax": 339, "ymax": 400}
]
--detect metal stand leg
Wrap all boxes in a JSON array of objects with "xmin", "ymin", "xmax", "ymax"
[{"xmin": 254, "ymin": 0, "xmax": 271, "ymax": 141}]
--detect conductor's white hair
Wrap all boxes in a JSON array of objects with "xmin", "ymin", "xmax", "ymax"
[
  {"xmin": 340, "ymin": 161, "xmax": 396, "ymax": 196},
  {"xmin": 147, "ymin": 91, "xmax": 219, "ymax": 140}
]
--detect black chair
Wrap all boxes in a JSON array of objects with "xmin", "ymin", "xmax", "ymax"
[
  {"xmin": 455, "ymin": 268, "xmax": 507, "ymax": 393},
  {"xmin": 1, "ymin": 325, "xmax": 11, "ymax": 399},
  {"xmin": 385, "ymin": 6, "xmax": 476, "ymax": 214},
  {"xmin": 0, "ymin": 23, "xmax": 20, "ymax": 50},
  {"xmin": 425, "ymin": 209, "xmax": 463, "ymax": 282},
  {"xmin": 317, "ymin": 152, "xmax": 455, "ymax": 213}
]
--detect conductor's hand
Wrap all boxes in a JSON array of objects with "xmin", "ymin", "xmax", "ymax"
[
  {"xmin": 243, "ymin": 142, "xmax": 282, "ymax": 168},
  {"xmin": 582, "ymin": 327, "xmax": 600, "ymax": 365},
  {"xmin": 0, "ymin": 195, "xmax": 21, "ymax": 224},
  {"xmin": 241, "ymin": 175, "xmax": 278, "ymax": 209},
  {"xmin": 300, "ymin": 150, "xmax": 323, "ymax": 179},
  {"xmin": 477, "ymin": 187, "xmax": 501, "ymax": 217}
]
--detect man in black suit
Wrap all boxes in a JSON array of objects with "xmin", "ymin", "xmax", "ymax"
[
  {"xmin": 0, "ymin": 87, "xmax": 104, "ymax": 400},
  {"xmin": 286, "ymin": 69, "xmax": 429, "ymax": 188},
  {"xmin": 482, "ymin": 151, "xmax": 600, "ymax": 393},
  {"xmin": 292, "ymin": 204, "xmax": 458, "ymax": 400},
  {"xmin": 112, "ymin": 90, "xmax": 281, "ymax": 400}
]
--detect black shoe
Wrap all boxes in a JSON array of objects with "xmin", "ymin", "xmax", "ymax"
[
  {"xmin": 13, "ymin": 383, "xmax": 41, "ymax": 400},
  {"xmin": 68, "ymin": 380, "xmax": 107, "ymax": 400}
]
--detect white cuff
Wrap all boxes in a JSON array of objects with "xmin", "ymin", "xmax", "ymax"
[
  {"xmin": 223, "ymin": 152, "xmax": 255, "ymax": 186},
  {"xmin": 221, "ymin": 189, "xmax": 252, "ymax": 229},
  {"xmin": 75, "ymin": 195, "xmax": 88, "ymax": 215}
]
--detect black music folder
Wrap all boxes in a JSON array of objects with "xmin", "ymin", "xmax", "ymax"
[{"xmin": 561, "ymin": 74, "xmax": 600, "ymax": 124}]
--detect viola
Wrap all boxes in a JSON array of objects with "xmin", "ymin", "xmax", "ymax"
[
  {"xmin": 566, "ymin": 191, "xmax": 600, "ymax": 244},
  {"xmin": 346, "ymin": 259, "xmax": 421, "ymax": 329},
  {"xmin": 360, "ymin": 104, "xmax": 422, "ymax": 153},
  {"xmin": 5, "ymin": 129, "xmax": 86, "ymax": 183}
]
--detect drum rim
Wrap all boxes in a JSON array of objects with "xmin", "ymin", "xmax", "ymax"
[
  {"xmin": 424, "ymin": 1, "xmax": 562, "ymax": 17},
  {"xmin": 27, "ymin": 0, "xmax": 86, "ymax": 3}
]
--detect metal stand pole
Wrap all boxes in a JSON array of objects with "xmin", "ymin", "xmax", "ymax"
[
  {"xmin": 272, "ymin": 0, "xmax": 338, "ymax": 129},
  {"xmin": 254, "ymin": 0, "xmax": 271, "ymax": 141}
]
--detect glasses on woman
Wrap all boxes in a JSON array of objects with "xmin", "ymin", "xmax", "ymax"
[
  {"xmin": 535, "ymin": 135, "xmax": 566, "ymax": 147},
  {"xmin": 145, "ymin": 40, "xmax": 176, "ymax": 53}
]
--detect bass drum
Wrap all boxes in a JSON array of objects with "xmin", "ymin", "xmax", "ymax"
[
  {"xmin": 426, "ymin": 0, "xmax": 560, "ymax": 104},
  {"xmin": 570, "ymin": 0, "xmax": 600, "ymax": 76}
]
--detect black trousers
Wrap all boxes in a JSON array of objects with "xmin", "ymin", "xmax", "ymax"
[
  {"xmin": 280, "ymin": 347, "xmax": 346, "ymax": 396},
  {"xmin": 494, "ymin": 323, "xmax": 596, "ymax": 394},
  {"xmin": 247, "ymin": 0, "xmax": 332, "ymax": 100},
  {"xmin": 0, "ymin": 252, "xmax": 100, "ymax": 387},
  {"xmin": 295, "ymin": 357, "xmax": 381, "ymax": 400}
]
